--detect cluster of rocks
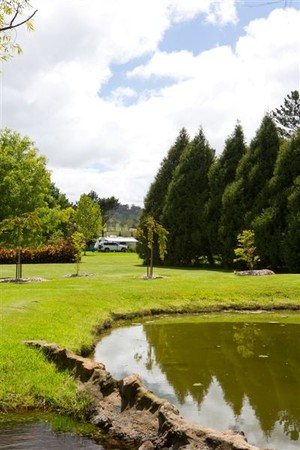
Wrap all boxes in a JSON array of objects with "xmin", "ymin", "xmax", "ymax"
[
  {"xmin": 25, "ymin": 340, "xmax": 272, "ymax": 450},
  {"xmin": 0, "ymin": 277, "xmax": 48, "ymax": 283},
  {"xmin": 235, "ymin": 270, "xmax": 275, "ymax": 276}
]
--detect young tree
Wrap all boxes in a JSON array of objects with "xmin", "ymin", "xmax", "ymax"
[
  {"xmin": 0, "ymin": 212, "xmax": 41, "ymax": 279},
  {"xmin": 162, "ymin": 127, "xmax": 215, "ymax": 266},
  {"xmin": 75, "ymin": 194, "xmax": 102, "ymax": 251},
  {"xmin": 234, "ymin": 230, "xmax": 260, "ymax": 271},
  {"xmin": 0, "ymin": 0, "xmax": 37, "ymax": 61},
  {"xmin": 271, "ymin": 90, "xmax": 300, "ymax": 139},
  {"xmin": 136, "ymin": 215, "xmax": 168, "ymax": 278},
  {"xmin": 71, "ymin": 231, "xmax": 86, "ymax": 276}
]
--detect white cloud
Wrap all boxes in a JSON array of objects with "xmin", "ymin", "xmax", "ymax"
[{"xmin": 1, "ymin": 2, "xmax": 299, "ymax": 206}]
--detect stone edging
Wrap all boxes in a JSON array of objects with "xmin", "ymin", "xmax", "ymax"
[{"xmin": 24, "ymin": 340, "xmax": 272, "ymax": 450}]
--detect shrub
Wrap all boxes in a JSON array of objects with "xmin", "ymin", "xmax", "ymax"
[{"xmin": 0, "ymin": 240, "xmax": 76, "ymax": 264}]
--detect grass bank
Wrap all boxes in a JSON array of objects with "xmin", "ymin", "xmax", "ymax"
[{"xmin": 1, "ymin": 252, "xmax": 299, "ymax": 415}]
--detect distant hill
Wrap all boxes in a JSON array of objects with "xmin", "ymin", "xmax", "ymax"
[{"xmin": 105, "ymin": 204, "xmax": 142, "ymax": 236}]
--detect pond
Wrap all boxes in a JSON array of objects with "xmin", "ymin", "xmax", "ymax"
[
  {"xmin": 94, "ymin": 312, "xmax": 300, "ymax": 450},
  {"xmin": 0, "ymin": 413, "xmax": 124, "ymax": 450}
]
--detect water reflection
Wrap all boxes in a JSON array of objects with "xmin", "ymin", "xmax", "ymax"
[
  {"xmin": 94, "ymin": 316, "xmax": 300, "ymax": 449},
  {"xmin": 0, "ymin": 421, "xmax": 104, "ymax": 450}
]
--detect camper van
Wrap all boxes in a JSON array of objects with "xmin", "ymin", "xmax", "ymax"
[{"xmin": 94, "ymin": 236, "xmax": 138, "ymax": 252}]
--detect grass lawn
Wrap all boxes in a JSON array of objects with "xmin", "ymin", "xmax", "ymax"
[{"xmin": 1, "ymin": 252, "xmax": 299, "ymax": 415}]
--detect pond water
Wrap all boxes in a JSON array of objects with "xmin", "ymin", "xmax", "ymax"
[
  {"xmin": 0, "ymin": 414, "xmax": 123, "ymax": 450},
  {"xmin": 94, "ymin": 313, "xmax": 300, "ymax": 450}
]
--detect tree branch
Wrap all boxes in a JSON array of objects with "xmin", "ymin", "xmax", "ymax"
[{"xmin": 0, "ymin": 9, "xmax": 38, "ymax": 32}]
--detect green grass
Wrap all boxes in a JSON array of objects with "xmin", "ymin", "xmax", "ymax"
[{"xmin": 1, "ymin": 252, "xmax": 299, "ymax": 414}]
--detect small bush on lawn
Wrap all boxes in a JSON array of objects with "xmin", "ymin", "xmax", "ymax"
[{"xmin": 0, "ymin": 240, "xmax": 76, "ymax": 264}]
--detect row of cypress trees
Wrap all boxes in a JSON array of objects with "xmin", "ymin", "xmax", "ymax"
[{"xmin": 138, "ymin": 97, "xmax": 300, "ymax": 272}]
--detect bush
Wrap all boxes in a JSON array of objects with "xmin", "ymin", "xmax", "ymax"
[{"xmin": 0, "ymin": 240, "xmax": 76, "ymax": 264}]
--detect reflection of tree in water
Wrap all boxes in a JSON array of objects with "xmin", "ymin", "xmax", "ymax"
[
  {"xmin": 279, "ymin": 410, "xmax": 300, "ymax": 441},
  {"xmin": 143, "ymin": 321, "xmax": 300, "ymax": 440},
  {"xmin": 233, "ymin": 324, "xmax": 261, "ymax": 358}
]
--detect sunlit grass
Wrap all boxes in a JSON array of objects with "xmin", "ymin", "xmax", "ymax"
[{"xmin": 1, "ymin": 252, "xmax": 299, "ymax": 414}]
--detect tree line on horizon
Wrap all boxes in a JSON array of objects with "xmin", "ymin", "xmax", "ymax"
[
  {"xmin": 137, "ymin": 91, "xmax": 300, "ymax": 272},
  {"xmin": 0, "ymin": 91, "xmax": 299, "ymax": 273}
]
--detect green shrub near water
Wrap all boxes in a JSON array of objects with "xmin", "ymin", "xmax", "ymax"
[{"xmin": 0, "ymin": 252, "xmax": 299, "ymax": 416}]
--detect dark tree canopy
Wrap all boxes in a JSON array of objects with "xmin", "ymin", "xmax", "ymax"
[
  {"xmin": 162, "ymin": 127, "xmax": 215, "ymax": 265},
  {"xmin": 144, "ymin": 128, "xmax": 190, "ymax": 221}
]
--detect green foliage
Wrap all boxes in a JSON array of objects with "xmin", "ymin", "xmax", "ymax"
[
  {"xmin": 0, "ymin": 0, "xmax": 37, "ymax": 62},
  {"xmin": 106, "ymin": 203, "xmax": 142, "ymax": 234},
  {"xmin": 144, "ymin": 128, "xmax": 189, "ymax": 220},
  {"xmin": 0, "ymin": 129, "xmax": 52, "ymax": 221},
  {"xmin": 162, "ymin": 127, "xmax": 215, "ymax": 265},
  {"xmin": 71, "ymin": 232, "xmax": 86, "ymax": 276},
  {"xmin": 47, "ymin": 183, "xmax": 71, "ymax": 209},
  {"xmin": 282, "ymin": 176, "xmax": 300, "ymax": 272},
  {"xmin": 136, "ymin": 215, "xmax": 168, "ymax": 278},
  {"xmin": 208, "ymin": 122, "xmax": 246, "ymax": 257},
  {"xmin": 137, "ymin": 128, "xmax": 189, "ymax": 264},
  {"xmin": 271, "ymin": 90, "xmax": 300, "ymax": 139},
  {"xmin": 75, "ymin": 194, "xmax": 102, "ymax": 247},
  {"xmin": 36, "ymin": 206, "xmax": 75, "ymax": 244},
  {"xmin": 88, "ymin": 192, "xmax": 119, "ymax": 233},
  {"xmin": 0, "ymin": 211, "xmax": 41, "ymax": 279},
  {"xmin": 234, "ymin": 230, "xmax": 260, "ymax": 271}
]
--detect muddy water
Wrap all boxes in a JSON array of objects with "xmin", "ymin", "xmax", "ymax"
[{"xmin": 94, "ymin": 313, "xmax": 300, "ymax": 450}]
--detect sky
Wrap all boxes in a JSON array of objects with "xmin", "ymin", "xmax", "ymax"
[{"xmin": 1, "ymin": 0, "xmax": 299, "ymax": 206}]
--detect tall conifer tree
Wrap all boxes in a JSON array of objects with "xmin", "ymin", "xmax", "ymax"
[
  {"xmin": 207, "ymin": 122, "xmax": 246, "ymax": 258},
  {"xmin": 219, "ymin": 116, "xmax": 279, "ymax": 267},
  {"xmin": 137, "ymin": 128, "xmax": 189, "ymax": 262},
  {"xmin": 162, "ymin": 127, "xmax": 215, "ymax": 265}
]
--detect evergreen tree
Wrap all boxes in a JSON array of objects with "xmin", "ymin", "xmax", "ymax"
[
  {"xmin": 219, "ymin": 116, "xmax": 280, "ymax": 267},
  {"xmin": 271, "ymin": 90, "xmax": 300, "ymax": 139},
  {"xmin": 162, "ymin": 127, "xmax": 215, "ymax": 265},
  {"xmin": 137, "ymin": 128, "xmax": 189, "ymax": 262},
  {"xmin": 283, "ymin": 175, "xmax": 300, "ymax": 272},
  {"xmin": 144, "ymin": 128, "xmax": 190, "ymax": 220},
  {"xmin": 207, "ymin": 122, "xmax": 246, "ymax": 258},
  {"xmin": 255, "ymin": 130, "xmax": 300, "ymax": 270}
]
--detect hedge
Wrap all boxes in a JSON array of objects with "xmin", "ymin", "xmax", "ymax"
[{"xmin": 0, "ymin": 241, "xmax": 76, "ymax": 264}]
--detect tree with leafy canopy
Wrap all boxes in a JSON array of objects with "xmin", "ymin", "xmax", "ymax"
[
  {"xmin": 234, "ymin": 230, "xmax": 260, "ymax": 271},
  {"xmin": 271, "ymin": 90, "xmax": 300, "ymax": 139},
  {"xmin": 136, "ymin": 215, "xmax": 168, "ymax": 278},
  {"xmin": 0, "ymin": 128, "xmax": 52, "ymax": 220},
  {"xmin": 75, "ymin": 194, "xmax": 102, "ymax": 252},
  {"xmin": 88, "ymin": 191, "xmax": 119, "ymax": 237},
  {"xmin": 0, "ymin": 0, "xmax": 37, "ymax": 62},
  {"xmin": 0, "ymin": 211, "xmax": 41, "ymax": 279},
  {"xmin": 71, "ymin": 231, "xmax": 86, "ymax": 276}
]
